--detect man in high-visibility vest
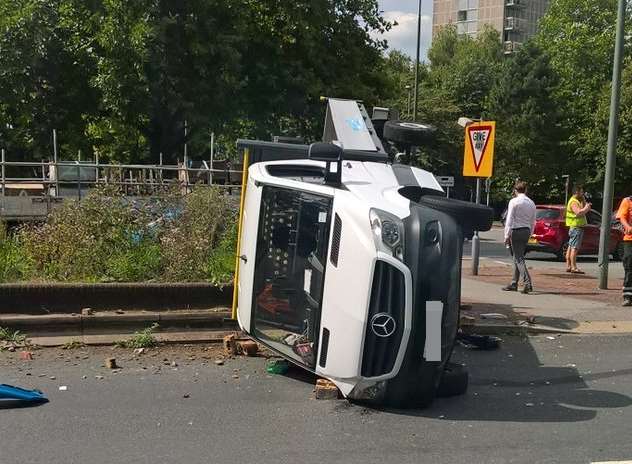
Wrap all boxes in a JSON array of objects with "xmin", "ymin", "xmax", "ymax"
[
  {"xmin": 565, "ymin": 185, "xmax": 591, "ymax": 274},
  {"xmin": 616, "ymin": 196, "xmax": 632, "ymax": 306}
]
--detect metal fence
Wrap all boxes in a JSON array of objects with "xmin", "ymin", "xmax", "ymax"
[{"xmin": 0, "ymin": 148, "xmax": 244, "ymax": 221}]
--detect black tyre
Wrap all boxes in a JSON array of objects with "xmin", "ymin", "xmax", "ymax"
[
  {"xmin": 556, "ymin": 242, "xmax": 569, "ymax": 262},
  {"xmin": 383, "ymin": 120, "xmax": 436, "ymax": 146},
  {"xmin": 613, "ymin": 241, "xmax": 625, "ymax": 261},
  {"xmin": 416, "ymin": 195, "xmax": 494, "ymax": 232},
  {"xmin": 436, "ymin": 362, "xmax": 469, "ymax": 398}
]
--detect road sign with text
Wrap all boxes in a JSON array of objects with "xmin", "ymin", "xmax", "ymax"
[
  {"xmin": 435, "ymin": 176, "xmax": 455, "ymax": 187},
  {"xmin": 463, "ymin": 121, "xmax": 495, "ymax": 178}
]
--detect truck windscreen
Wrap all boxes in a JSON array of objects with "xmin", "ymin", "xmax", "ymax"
[{"xmin": 251, "ymin": 186, "xmax": 332, "ymax": 368}]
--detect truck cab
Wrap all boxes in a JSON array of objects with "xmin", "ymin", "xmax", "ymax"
[{"xmin": 234, "ymin": 99, "xmax": 492, "ymax": 407}]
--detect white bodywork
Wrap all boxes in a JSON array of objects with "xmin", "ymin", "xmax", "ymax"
[{"xmin": 236, "ymin": 159, "xmax": 444, "ymax": 396}]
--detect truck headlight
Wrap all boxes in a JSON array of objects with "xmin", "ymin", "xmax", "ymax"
[{"xmin": 370, "ymin": 209, "xmax": 404, "ymax": 260}]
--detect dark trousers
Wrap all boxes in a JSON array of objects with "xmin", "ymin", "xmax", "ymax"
[
  {"xmin": 623, "ymin": 242, "xmax": 632, "ymax": 298},
  {"xmin": 511, "ymin": 228, "xmax": 532, "ymax": 287}
]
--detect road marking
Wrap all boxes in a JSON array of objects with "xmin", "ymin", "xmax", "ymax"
[{"xmin": 592, "ymin": 461, "xmax": 632, "ymax": 463}]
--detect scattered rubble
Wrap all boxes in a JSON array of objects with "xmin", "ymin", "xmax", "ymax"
[
  {"xmin": 314, "ymin": 378, "xmax": 339, "ymax": 400},
  {"xmin": 223, "ymin": 334, "xmax": 237, "ymax": 356},
  {"xmin": 81, "ymin": 308, "xmax": 94, "ymax": 316},
  {"xmin": 238, "ymin": 340, "xmax": 259, "ymax": 357},
  {"xmin": 105, "ymin": 358, "xmax": 118, "ymax": 369}
]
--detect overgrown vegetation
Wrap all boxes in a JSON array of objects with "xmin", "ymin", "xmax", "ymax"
[
  {"xmin": 0, "ymin": 187, "xmax": 237, "ymax": 284},
  {"xmin": 115, "ymin": 323, "xmax": 160, "ymax": 349},
  {"xmin": 0, "ymin": 327, "xmax": 27, "ymax": 344}
]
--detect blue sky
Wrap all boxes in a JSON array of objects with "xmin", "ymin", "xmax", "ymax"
[{"xmin": 375, "ymin": 0, "xmax": 433, "ymax": 60}]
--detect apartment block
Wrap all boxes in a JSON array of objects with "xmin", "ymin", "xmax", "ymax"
[{"xmin": 432, "ymin": 0, "xmax": 551, "ymax": 53}]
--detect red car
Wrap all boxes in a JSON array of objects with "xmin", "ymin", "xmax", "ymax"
[{"xmin": 526, "ymin": 205, "xmax": 624, "ymax": 261}]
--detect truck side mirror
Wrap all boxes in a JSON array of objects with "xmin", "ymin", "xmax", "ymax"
[{"xmin": 308, "ymin": 142, "xmax": 342, "ymax": 185}]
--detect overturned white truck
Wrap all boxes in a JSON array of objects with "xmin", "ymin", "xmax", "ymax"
[{"xmin": 233, "ymin": 98, "xmax": 493, "ymax": 408}]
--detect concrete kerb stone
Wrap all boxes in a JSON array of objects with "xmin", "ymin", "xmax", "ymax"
[{"xmin": 0, "ymin": 309, "xmax": 232, "ymax": 334}]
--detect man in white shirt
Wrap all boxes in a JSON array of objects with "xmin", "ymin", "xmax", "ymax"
[{"xmin": 503, "ymin": 181, "xmax": 537, "ymax": 294}]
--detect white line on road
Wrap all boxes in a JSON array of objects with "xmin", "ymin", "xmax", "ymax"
[{"xmin": 592, "ymin": 461, "xmax": 632, "ymax": 463}]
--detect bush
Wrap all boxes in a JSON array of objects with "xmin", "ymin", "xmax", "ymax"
[
  {"xmin": 0, "ymin": 223, "xmax": 31, "ymax": 283},
  {"xmin": 206, "ymin": 219, "xmax": 237, "ymax": 285},
  {"xmin": 161, "ymin": 187, "xmax": 234, "ymax": 281},
  {"xmin": 4, "ymin": 186, "xmax": 236, "ymax": 283}
]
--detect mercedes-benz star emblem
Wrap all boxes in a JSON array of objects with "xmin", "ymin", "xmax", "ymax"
[{"xmin": 370, "ymin": 313, "xmax": 397, "ymax": 338}]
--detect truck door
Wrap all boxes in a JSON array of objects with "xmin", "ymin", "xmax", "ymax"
[{"xmin": 248, "ymin": 185, "xmax": 332, "ymax": 369}]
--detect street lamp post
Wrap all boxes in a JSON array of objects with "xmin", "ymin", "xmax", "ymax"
[
  {"xmin": 598, "ymin": 0, "xmax": 626, "ymax": 290},
  {"xmin": 562, "ymin": 174, "xmax": 570, "ymax": 206},
  {"xmin": 412, "ymin": 0, "xmax": 422, "ymax": 122},
  {"xmin": 406, "ymin": 85, "xmax": 412, "ymax": 118}
]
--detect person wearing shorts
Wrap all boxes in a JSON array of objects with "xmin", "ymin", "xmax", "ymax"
[
  {"xmin": 565, "ymin": 185, "xmax": 591, "ymax": 274},
  {"xmin": 616, "ymin": 196, "xmax": 632, "ymax": 306}
]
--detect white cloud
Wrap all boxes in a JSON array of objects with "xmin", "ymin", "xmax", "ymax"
[{"xmin": 373, "ymin": 10, "xmax": 433, "ymax": 61}]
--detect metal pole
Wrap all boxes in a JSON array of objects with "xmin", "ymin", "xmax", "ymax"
[
  {"xmin": 472, "ymin": 178, "xmax": 482, "ymax": 275},
  {"xmin": 412, "ymin": 0, "xmax": 422, "ymax": 122},
  {"xmin": 563, "ymin": 175, "xmax": 570, "ymax": 206},
  {"xmin": 406, "ymin": 86, "xmax": 412, "ymax": 119},
  {"xmin": 210, "ymin": 132, "xmax": 214, "ymax": 185},
  {"xmin": 52, "ymin": 129, "xmax": 59, "ymax": 197},
  {"xmin": 184, "ymin": 120, "xmax": 189, "ymax": 191},
  {"xmin": 598, "ymin": 0, "xmax": 626, "ymax": 290},
  {"xmin": 486, "ymin": 178, "xmax": 491, "ymax": 206},
  {"xmin": 1, "ymin": 149, "xmax": 5, "ymax": 216}
]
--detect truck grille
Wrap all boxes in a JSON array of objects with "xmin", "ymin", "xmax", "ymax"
[
  {"xmin": 361, "ymin": 261, "xmax": 405, "ymax": 378},
  {"xmin": 330, "ymin": 214, "xmax": 342, "ymax": 267}
]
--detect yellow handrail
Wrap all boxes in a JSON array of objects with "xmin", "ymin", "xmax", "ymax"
[{"xmin": 231, "ymin": 148, "xmax": 250, "ymax": 320}]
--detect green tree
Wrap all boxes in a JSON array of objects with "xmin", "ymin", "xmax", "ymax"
[
  {"xmin": 487, "ymin": 42, "xmax": 567, "ymax": 201},
  {"xmin": 0, "ymin": 0, "xmax": 100, "ymax": 160}
]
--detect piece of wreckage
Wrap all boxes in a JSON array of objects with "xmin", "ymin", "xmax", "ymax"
[{"xmin": 232, "ymin": 98, "xmax": 493, "ymax": 408}]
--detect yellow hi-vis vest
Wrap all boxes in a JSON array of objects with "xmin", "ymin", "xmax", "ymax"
[{"xmin": 566, "ymin": 197, "xmax": 587, "ymax": 228}]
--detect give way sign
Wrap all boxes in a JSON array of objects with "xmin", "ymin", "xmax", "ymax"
[{"xmin": 463, "ymin": 121, "xmax": 496, "ymax": 178}]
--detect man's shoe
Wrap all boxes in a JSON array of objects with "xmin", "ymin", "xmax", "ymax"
[
  {"xmin": 623, "ymin": 298, "xmax": 632, "ymax": 307},
  {"xmin": 521, "ymin": 285, "xmax": 533, "ymax": 294},
  {"xmin": 502, "ymin": 284, "xmax": 518, "ymax": 292}
]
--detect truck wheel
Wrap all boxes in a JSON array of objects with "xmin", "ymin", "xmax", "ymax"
[
  {"xmin": 382, "ymin": 361, "xmax": 442, "ymax": 409},
  {"xmin": 416, "ymin": 195, "xmax": 494, "ymax": 232},
  {"xmin": 436, "ymin": 362, "xmax": 469, "ymax": 398},
  {"xmin": 383, "ymin": 121, "xmax": 436, "ymax": 146}
]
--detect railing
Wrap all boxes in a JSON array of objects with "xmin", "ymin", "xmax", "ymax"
[{"xmin": 0, "ymin": 150, "xmax": 244, "ymax": 219}]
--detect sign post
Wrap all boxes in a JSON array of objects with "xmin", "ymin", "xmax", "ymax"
[
  {"xmin": 435, "ymin": 175, "xmax": 455, "ymax": 198},
  {"xmin": 462, "ymin": 121, "xmax": 496, "ymax": 276}
]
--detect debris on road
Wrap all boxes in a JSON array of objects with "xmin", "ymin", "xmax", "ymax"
[
  {"xmin": 0, "ymin": 384, "xmax": 48, "ymax": 403},
  {"xmin": 238, "ymin": 340, "xmax": 259, "ymax": 357},
  {"xmin": 133, "ymin": 348, "xmax": 147, "ymax": 355},
  {"xmin": 315, "ymin": 379, "xmax": 340, "ymax": 400},
  {"xmin": 19, "ymin": 351, "xmax": 33, "ymax": 361},
  {"xmin": 95, "ymin": 375, "xmax": 104, "ymax": 380},
  {"xmin": 223, "ymin": 334, "xmax": 237, "ymax": 356},
  {"xmin": 266, "ymin": 359, "xmax": 289, "ymax": 375},
  {"xmin": 480, "ymin": 313, "xmax": 509, "ymax": 320},
  {"xmin": 58, "ymin": 386, "xmax": 68, "ymax": 391},
  {"xmin": 457, "ymin": 333, "xmax": 501, "ymax": 350},
  {"xmin": 214, "ymin": 359, "xmax": 225, "ymax": 366},
  {"xmin": 105, "ymin": 358, "xmax": 118, "ymax": 369},
  {"xmin": 81, "ymin": 308, "xmax": 94, "ymax": 316}
]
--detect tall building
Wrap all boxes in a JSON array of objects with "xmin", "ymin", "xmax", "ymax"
[{"xmin": 432, "ymin": 0, "xmax": 551, "ymax": 53}]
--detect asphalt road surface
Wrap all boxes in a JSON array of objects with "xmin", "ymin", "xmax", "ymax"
[
  {"xmin": 465, "ymin": 227, "xmax": 625, "ymax": 279},
  {"xmin": 2, "ymin": 335, "xmax": 632, "ymax": 464}
]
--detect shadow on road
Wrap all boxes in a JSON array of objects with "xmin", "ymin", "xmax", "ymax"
[
  {"xmin": 386, "ymin": 336, "xmax": 632, "ymax": 423},
  {"xmin": 0, "ymin": 399, "xmax": 48, "ymax": 410}
]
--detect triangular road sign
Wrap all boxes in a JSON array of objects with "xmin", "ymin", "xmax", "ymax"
[{"xmin": 463, "ymin": 121, "xmax": 495, "ymax": 177}]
